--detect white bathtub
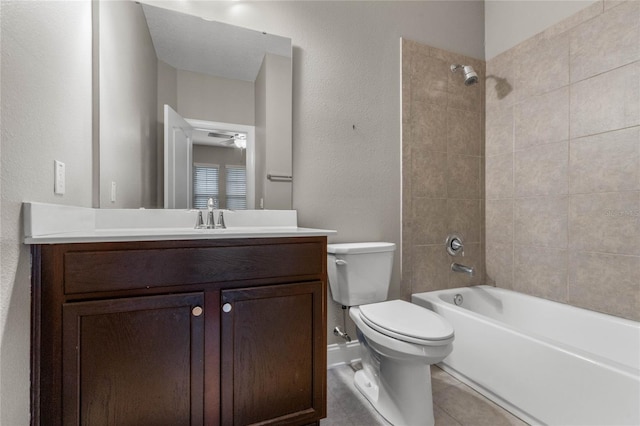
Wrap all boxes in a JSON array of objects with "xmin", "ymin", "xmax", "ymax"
[{"xmin": 412, "ymin": 285, "xmax": 640, "ymax": 426}]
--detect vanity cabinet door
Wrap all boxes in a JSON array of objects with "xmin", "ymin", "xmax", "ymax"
[
  {"xmin": 220, "ymin": 282, "xmax": 326, "ymax": 426},
  {"xmin": 62, "ymin": 293, "xmax": 205, "ymax": 426}
]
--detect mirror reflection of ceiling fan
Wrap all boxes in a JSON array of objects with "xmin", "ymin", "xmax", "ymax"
[{"xmin": 191, "ymin": 128, "xmax": 247, "ymax": 149}]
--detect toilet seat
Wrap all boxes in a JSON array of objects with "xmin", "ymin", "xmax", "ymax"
[{"xmin": 358, "ymin": 300, "xmax": 454, "ymax": 346}]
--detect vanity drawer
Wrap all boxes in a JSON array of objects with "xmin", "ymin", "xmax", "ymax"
[{"xmin": 63, "ymin": 241, "xmax": 324, "ymax": 294}]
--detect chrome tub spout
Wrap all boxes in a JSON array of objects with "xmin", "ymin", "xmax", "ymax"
[{"xmin": 451, "ymin": 262, "xmax": 475, "ymax": 277}]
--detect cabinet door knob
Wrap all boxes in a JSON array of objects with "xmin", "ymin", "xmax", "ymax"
[
  {"xmin": 222, "ymin": 303, "xmax": 232, "ymax": 313},
  {"xmin": 192, "ymin": 306, "xmax": 203, "ymax": 317}
]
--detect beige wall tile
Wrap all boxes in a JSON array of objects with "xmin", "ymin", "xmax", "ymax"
[
  {"xmin": 514, "ymin": 33, "xmax": 570, "ymax": 100},
  {"xmin": 570, "ymin": 61, "xmax": 640, "ymax": 138},
  {"xmin": 449, "ymin": 242, "xmax": 484, "ymax": 287},
  {"xmin": 447, "ymin": 199, "xmax": 482, "ymax": 243},
  {"xmin": 570, "ymin": 1, "xmax": 640, "ymax": 82},
  {"xmin": 482, "ymin": 2, "xmax": 639, "ymax": 320},
  {"xmin": 402, "ymin": 125, "xmax": 413, "ymax": 204},
  {"xmin": 569, "ymin": 126, "xmax": 640, "ymax": 194},
  {"xmin": 514, "ymin": 141, "xmax": 569, "ymax": 197},
  {"xmin": 402, "ymin": 208, "xmax": 413, "ymax": 248},
  {"xmin": 447, "ymin": 155, "xmax": 481, "ymax": 199},
  {"xmin": 486, "ymin": 106, "xmax": 513, "ymax": 157},
  {"xmin": 402, "ymin": 38, "xmax": 421, "ymax": 57},
  {"xmin": 485, "ymin": 153, "xmax": 514, "ymax": 200},
  {"xmin": 514, "ymin": 196, "xmax": 568, "ymax": 248},
  {"xmin": 411, "ymin": 102, "xmax": 447, "ymax": 153},
  {"xmin": 412, "ymin": 198, "xmax": 448, "ymax": 245},
  {"xmin": 514, "ymin": 87, "xmax": 569, "ymax": 149},
  {"xmin": 401, "ymin": 236, "xmax": 413, "ymax": 298},
  {"xmin": 479, "ymin": 151, "xmax": 486, "ymax": 197},
  {"xmin": 542, "ymin": 1, "xmax": 604, "ymax": 39},
  {"xmin": 447, "ymin": 108, "xmax": 482, "ymax": 156},
  {"xmin": 486, "ymin": 199, "xmax": 514, "ymax": 245},
  {"xmin": 402, "ymin": 42, "xmax": 413, "ymax": 125},
  {"xmin": 403, "ymin": 40, "xmax": 486, "ymax": 303},
  {"xmin": 412, "ymin": 244, "xmax": 451, "ymax": 293},
  {"xmin": 569, "ymin": 191, "xmax": 640, "ymax": 255},
  {"xmin": 411, "ymin": 51, "xmax": 448, "ymax": 106},
  {"xmin": 431, "ymin": 47, "xmax": 484, "ymax": 73},
  {"xmin": 605, "ymin": 0, "xmax": 627, "ymax": 11},
  {"xmin": 402, "ymin": 106, "xmax": 412, "ymax": 143},
  {"xmin": 480, "ymin": 198, "xmax": 486, "ymax": 244},
  {"xmin": 486, "ymin": 243, "xmax": 514, "ymax": 288},
  {"xmin": 513, "ymin": 247, "xmax": 568, "ymax": 303},
  {"xmin": 448, "ymin": 63, "xmax": 485, "ymax": 112},
  {"xmin": 486, "ymin": 50, "xmax": 517, "ymax": 109},
  {"xmin": 569, "ymin": 251, "xmax": 640, "ymax": 320},
  {"xmin": 412, "ymin": 150, "xmax": 448, "ymax": 198}
]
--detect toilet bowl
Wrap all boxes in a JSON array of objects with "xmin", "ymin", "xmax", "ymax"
[{"xmin": 327, "ymin": 243, "xmax": 454, "ymax": 426}]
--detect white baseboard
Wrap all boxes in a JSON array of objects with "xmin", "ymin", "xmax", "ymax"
[{"xmin": 327, "ymin": 340, "xmax": 361, "ymax": 369}]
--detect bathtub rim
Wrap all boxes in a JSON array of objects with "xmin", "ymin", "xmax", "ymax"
[{"xmin": 412, "ymin": 285, "xmax": 640, "ymax": 379}]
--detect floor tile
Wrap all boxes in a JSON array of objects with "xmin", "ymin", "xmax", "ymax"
[{"xmin": 322, "ymin": 364, "xmax": 529, "ymax": 426}]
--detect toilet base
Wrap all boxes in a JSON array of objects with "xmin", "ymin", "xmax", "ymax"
[{"xmin": 353, "ymin": 357, "xmax": 436, "ymax": 426}]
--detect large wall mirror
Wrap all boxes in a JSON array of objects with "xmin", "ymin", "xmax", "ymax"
[{"xmin": 95, "ymin": 1, "xmax": 292, "ymax": 210}]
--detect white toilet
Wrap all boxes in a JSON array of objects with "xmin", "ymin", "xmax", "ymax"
[{"xmin": 327, "ymin": 242, "xmax": 454, "ymax": 426}]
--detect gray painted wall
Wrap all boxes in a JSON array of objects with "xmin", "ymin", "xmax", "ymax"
[
  {"xmin": 99, "ymin": 0, "xmax": 158, "ymax": 208},
  {"xmin": 1, "ymin": 1, "xmax": 93, "ymax": 423},
  {"xmin": 177, "ymin": 69, "xmax": 254, "ymax": 125},
  {"xmin": 262, "ymin": 53, "xmax": 292, "ymax": 210}
]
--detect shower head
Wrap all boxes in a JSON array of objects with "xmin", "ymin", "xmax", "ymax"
[{"xmin": 451, "ymin": 64, "xmax": 478, "ymax": 86}]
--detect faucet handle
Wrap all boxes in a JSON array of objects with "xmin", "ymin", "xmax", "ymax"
[
  {"xmin": 445, "ymin": 233, "xmax": 465, "ymax": 257},
  {"xmin": 195, "ymin": 210, "xmax": 204, "ymax": 229},
  {"xmin": 216, "ymin": 210, "xmax": 226, "ymax": 229}
]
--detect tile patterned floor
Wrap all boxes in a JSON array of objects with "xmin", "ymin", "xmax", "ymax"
[{"xmin": 322, "ymin": 363, "xmax": 528, "ymax": 426}]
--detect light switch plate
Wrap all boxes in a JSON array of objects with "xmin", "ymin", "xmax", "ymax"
[
  {"xmin": 111, "ymin": 181, "xmax": 117, "ymax": 203},
  {"xmin": 54, "ymin": 160, "xmax": 65, "ymax": 195}
]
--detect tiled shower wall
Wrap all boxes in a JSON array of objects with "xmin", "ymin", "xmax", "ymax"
[
  {"xmin": 485, "ymin": 1, "xmax": 640, "ymax": 321},
  {"xmin": 401, "ymin": 39, "xmax": 486, "ymax": 298}
]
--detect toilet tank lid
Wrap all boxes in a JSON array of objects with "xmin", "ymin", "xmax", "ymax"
[{"xmin": 327, "ymin": 242, "xmax": 396, "ymax": 254}]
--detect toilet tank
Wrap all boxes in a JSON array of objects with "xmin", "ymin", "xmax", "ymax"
[{"xmin": 327, "ymin": 242, "xmax": 395, "ymax": 306}]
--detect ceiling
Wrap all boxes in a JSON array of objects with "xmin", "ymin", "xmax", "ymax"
[{"xmin": 142, "ymin": 4, "xmax": 292, "ymax": 82}]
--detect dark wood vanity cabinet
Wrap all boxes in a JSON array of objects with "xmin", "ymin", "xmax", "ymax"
[
  {"xmin": 221, "ymin": 282, "xmax": 324, "ymax": 425},
  {"xmin": 62, "ymin": 292, "xmax": 206, "ymax": 425},
  {"xmin": 31, "ymin": 237, "xmax": 327, "ymax": 426}
]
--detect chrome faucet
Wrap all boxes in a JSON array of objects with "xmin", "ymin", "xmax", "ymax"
[
  {"xmin": 206, "ymin": 197, "xmax": 216, "ymax": 228},
  {"xmin": 451, "ymin": 262, "xmax": 475, "ymax": 277},
  {"xmin": 195, "ymin": 197, "xmax": 222, "ymax": 229}
]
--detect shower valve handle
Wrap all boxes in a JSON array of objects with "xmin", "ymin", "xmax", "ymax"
[{"xmin": 446, "ymin": 234, "xmax": 465, "ymax": 257}]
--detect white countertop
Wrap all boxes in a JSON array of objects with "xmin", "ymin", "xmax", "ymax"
[{"xmin": 23, "ymin": 202, "xmax": 336, "ymax": 244}]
